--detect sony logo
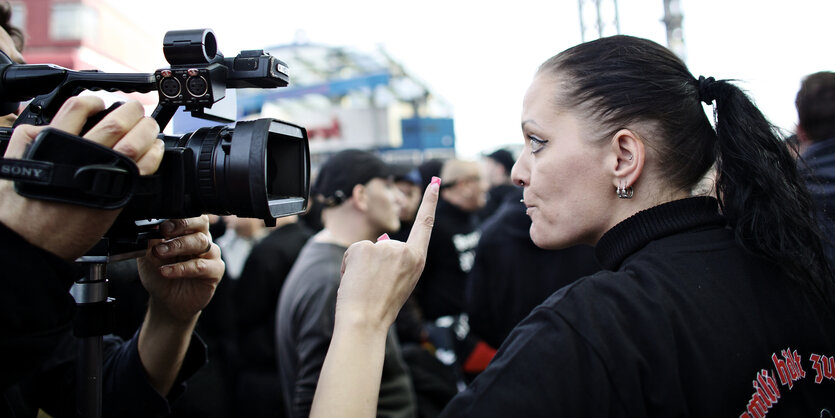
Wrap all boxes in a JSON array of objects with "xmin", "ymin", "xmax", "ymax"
[{"xmin": 0, "ymin": 164, "xmax": 46, "ymax": 179}]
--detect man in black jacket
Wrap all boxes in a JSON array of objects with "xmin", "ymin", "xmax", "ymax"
[
  {"xmin": 234, "ymin": 214, "xmax": 312, "ymax": 417},
  {"xmin": 416, "ymin": 159, "xmax": 485, "ymax": 321},
  {"xmin": 795, "ymin": 71, "xmax": 835, "ymax": 268},
  {"xmin": 0, "ymin": 9, "xmax": 223, "ymax": 415}
]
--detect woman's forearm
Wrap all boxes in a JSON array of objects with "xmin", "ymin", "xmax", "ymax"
[{"xmin": 310, "ymin": 316, "xmax": 389, "ymax": 418}]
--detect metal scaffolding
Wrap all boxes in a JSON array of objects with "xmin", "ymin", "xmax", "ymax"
[
  {"xmin": 663, "ymin": 0, "xmax": 687, "ymax": 60},
  {"xmin": 578, "ymin": 0, "xmax": 621, "ymax": 41}
]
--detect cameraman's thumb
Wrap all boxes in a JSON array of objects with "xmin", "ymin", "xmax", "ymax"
[{"xmin": 3, "ymin": 124, "xmax": 45, "ymax": 158}]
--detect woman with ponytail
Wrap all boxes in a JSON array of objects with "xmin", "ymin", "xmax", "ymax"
[{"xmin": 310, "ymin": 35, "xmax": 835, "ymax": 417}]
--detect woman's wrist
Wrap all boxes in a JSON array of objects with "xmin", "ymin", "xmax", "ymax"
[{"xmin": 333, "ymin": 306, "xmax": 392, "ymax": 339}]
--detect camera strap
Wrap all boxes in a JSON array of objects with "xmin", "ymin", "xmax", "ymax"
[{"xmin": 0, "ymin": 128, "xmax": 140, "ymax": 209}]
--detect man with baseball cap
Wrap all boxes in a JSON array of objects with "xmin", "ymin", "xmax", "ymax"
[
  {"xmin": 478, "ymin": 148, "xmax": 518, "ymax": 222},
  {"xmin": 276, "ymin": 149, "xmax": 416, "ymax": 418}
]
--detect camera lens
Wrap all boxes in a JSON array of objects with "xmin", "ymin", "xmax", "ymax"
[
  {"xmin": 123, "ymin": 119, "xmax": 309, "ymax": 223},
  {"xmin": 206, "ymin": 119, "xmax": 309, "ymax": 219}
]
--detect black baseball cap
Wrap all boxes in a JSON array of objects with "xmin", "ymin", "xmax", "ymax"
[
  {"xmin": 391, "ymin": 163, "xmax": 422, "ymax": 186},
  {"xmin": 486, "ymin": 149, "xmax": 515, "ymax": 174},
  {"xmin": 312, "ymin": 149, "xmax": 395, "ymax": 207}
]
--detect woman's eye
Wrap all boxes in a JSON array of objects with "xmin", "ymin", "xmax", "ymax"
[{"xmin": 528, "ymin": 135, "xmax": 547, "ymax": 154}]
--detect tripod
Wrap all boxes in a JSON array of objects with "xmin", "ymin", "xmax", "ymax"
[{"xmin": 70, "ymin": 223, "xmax": 160, "ymax": 418}]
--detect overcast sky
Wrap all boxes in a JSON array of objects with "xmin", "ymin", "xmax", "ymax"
[{"xmin": 110, "ymin": 0, "xmax": 834, "ymax": 158}]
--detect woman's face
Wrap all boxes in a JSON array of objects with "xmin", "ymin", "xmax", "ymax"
[{"xmin": 512, "ymin": 73, "xmax": 615, "ymax": 249}]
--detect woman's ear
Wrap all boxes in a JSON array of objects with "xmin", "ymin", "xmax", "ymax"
[{"xmin": 609, "ymin": 128, "xmax": 645, "ymax": 191}]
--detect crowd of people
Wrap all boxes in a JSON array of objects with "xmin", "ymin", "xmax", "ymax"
[{"xmin": 3, "ymin": 1, "xmax": 835, "ymax": 416}]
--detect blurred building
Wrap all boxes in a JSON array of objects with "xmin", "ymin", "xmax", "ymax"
[
  {"xmin": 10, "ymin": 0, "xmax": 163, "ymax": 107},
  {"xmin": 233, "ymin": 42, "xmax": 456, "ymax": 166},
  {"xmin": 11, "ymin": 0, "xmax": 457, "ymax": 166}
]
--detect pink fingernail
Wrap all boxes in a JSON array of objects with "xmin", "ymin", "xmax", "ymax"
[
  {"xmin": 431, "ymin": 176, "xmax": 441, "ymax": 186},
  {"xmin": 377, "ymin": 233, "xmax": 390, "ymax": 241}
]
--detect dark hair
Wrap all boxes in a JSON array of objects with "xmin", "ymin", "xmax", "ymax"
[
  {"xmin": 796, "ymin": 71, "xmax": 835, "ymax": 142},
  {"xmin": 539, "ymin": 35, "xmax": 834, "ymax": 305},
  {"xmin": 0, "ymin": 1, "xmax": 23, "ymax": 52}
]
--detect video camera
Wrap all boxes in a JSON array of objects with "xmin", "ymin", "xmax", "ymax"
[{"xmin": 0, "ymin": 29, "xmax": 310, "ymax": 251}]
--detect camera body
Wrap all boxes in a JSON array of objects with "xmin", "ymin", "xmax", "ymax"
[{"xmin": 0, "ymin": 29, "xmax": 310, "ymax": 237}]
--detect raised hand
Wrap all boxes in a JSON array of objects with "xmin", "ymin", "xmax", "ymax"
[
  {"xmin": 336, "ymin": 176, "xmax": 441, "ymax": 332},
  {"xmin": 311, "ymin": 177, "xmax": 441, "ymax": 418}
]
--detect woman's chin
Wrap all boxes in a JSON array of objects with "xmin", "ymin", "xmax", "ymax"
[
  {"xmin": 529, "ymin": 228, "xmax": 556, "ymax": 250},
  {"xmin": 530, "ymin": 227, "xmax": 578, "ymax": 250}
]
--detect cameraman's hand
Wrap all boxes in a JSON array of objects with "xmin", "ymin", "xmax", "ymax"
[
  {"xmin": 0, "ymin": 97, "xmax": 163, "ymax": 260},
  {"xmin": 137, "ymin": 215, "xmax": 224, "ymax": 324},
  {"xmin": 136, "ymin": 214, "xmax": 223, "ymax": 395}
]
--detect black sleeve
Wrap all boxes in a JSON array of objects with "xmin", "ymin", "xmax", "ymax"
[
  {"xmin": 234, "ymin": 243, "xmax": 289, "ymax": 363},
  {"xmin": 6, "ymin": 328, "xmax": 206, "ymax": 417},
  {"xmin": 440, "ymin": 305, "xmax": 619, "ymax": 418},
  {"xmin": 0, "ymin": 221, "xmax": 81, "ymax": 391},
  {"xmin": 464, "ymin": 237, "xmax": 501, "ymax": 348},
  {"xmin": 101, "ymin": 330, "xmax": 207, "ymax": 417}
]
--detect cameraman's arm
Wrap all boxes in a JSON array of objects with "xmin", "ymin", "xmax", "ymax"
[
  {"xmin": 0, "ymin": 97, "xmax": 163, "ymax": 390},
  {"xmin": 0, "ymin": 97, "xmax": 163, "ymax": 260},
  {"xmin": 136, "ymin": 215, "xmax": 224, "ymax": 395}
]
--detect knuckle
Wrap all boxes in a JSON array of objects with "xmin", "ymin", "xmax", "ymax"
[
  {"xmin": 124, "ymin": 100, "xmax": 144, "ymax": 114},
  {"xmin": 168, "ymin": 238, "xmax": 185, "ymax": 251},
  {"xmin": 421, "ymin": 215, "xmax": 435, "ymax": 228},
  {"xmin": 194, "ymin": 258, "xmax": 208, "ymax": 274},
  {"xmin": 136, "ymin": 154, "xmax": 161, "ymax": 176},
  {"xmin": 199, "ymin": 233, "xmax": 210, "ymax": 249},
  {"xmin": 96, "ymin": 118, "xmax": 131, "ymax": 138},
  {"xmin": 65, "ymin": 96, "xmax": 104, "ymax": 114},
  {"xmin": 171, "ymin": 217, "xmax": 188, "ymax": 231},
  {"xmin": 114, "ymin": 142, "xmax": 140, "ymax": 160},
  {"xmin": 353, "ymin": 240, "xmax": 372, "ymax": 250},
  {"xmin": 138, "ymin": 116, "xmax": 161, "ymax": 136}
]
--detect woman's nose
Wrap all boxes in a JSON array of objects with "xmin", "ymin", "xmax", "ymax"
[{"xmin": 511, "ymin": 156, "xmax": 529, "ymax": 187}]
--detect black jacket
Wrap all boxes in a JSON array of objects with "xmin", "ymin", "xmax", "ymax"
[
  {"xmin": 0, "ymin": 222, "xmax": 79, "ymax": 392},
  {"xmin": 799, "ymin": 137, "xmax": 835, "ymax": 268},
  {"xmin": 235, "ymin": 222, "xmax": 313, "ymax": 372},
  {"xmin": 442, "ymin": 197, "xmax": 835, "ymax": 417},
  {"xmin": 417, "ymin": 199, "xmax": 481, "ymax": 320},
  {"xmin": 0, "ymin": 222, "xmax": 205, "ymax": 417},
  {"xmin": 466, "ymin": 190, "xmax": 600, "ymax": 348}
]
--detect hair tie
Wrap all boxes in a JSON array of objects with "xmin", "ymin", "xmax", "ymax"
[{"xmin": 698, "ymin": 76, "xmax": 718, "ymax": 104}]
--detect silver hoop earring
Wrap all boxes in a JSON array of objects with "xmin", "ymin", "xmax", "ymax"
[{"xmin": 616, "ymin": 186, "xmax": 634, "ymax": 199}]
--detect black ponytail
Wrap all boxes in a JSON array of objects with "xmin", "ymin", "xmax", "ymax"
[
  {"xmin": 540, "ymin": 35, "xmax": 834, "ymax": 306},
  {"xmin": 708, "ymin": 79, "xmax": 834, "ymax": 304}
]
